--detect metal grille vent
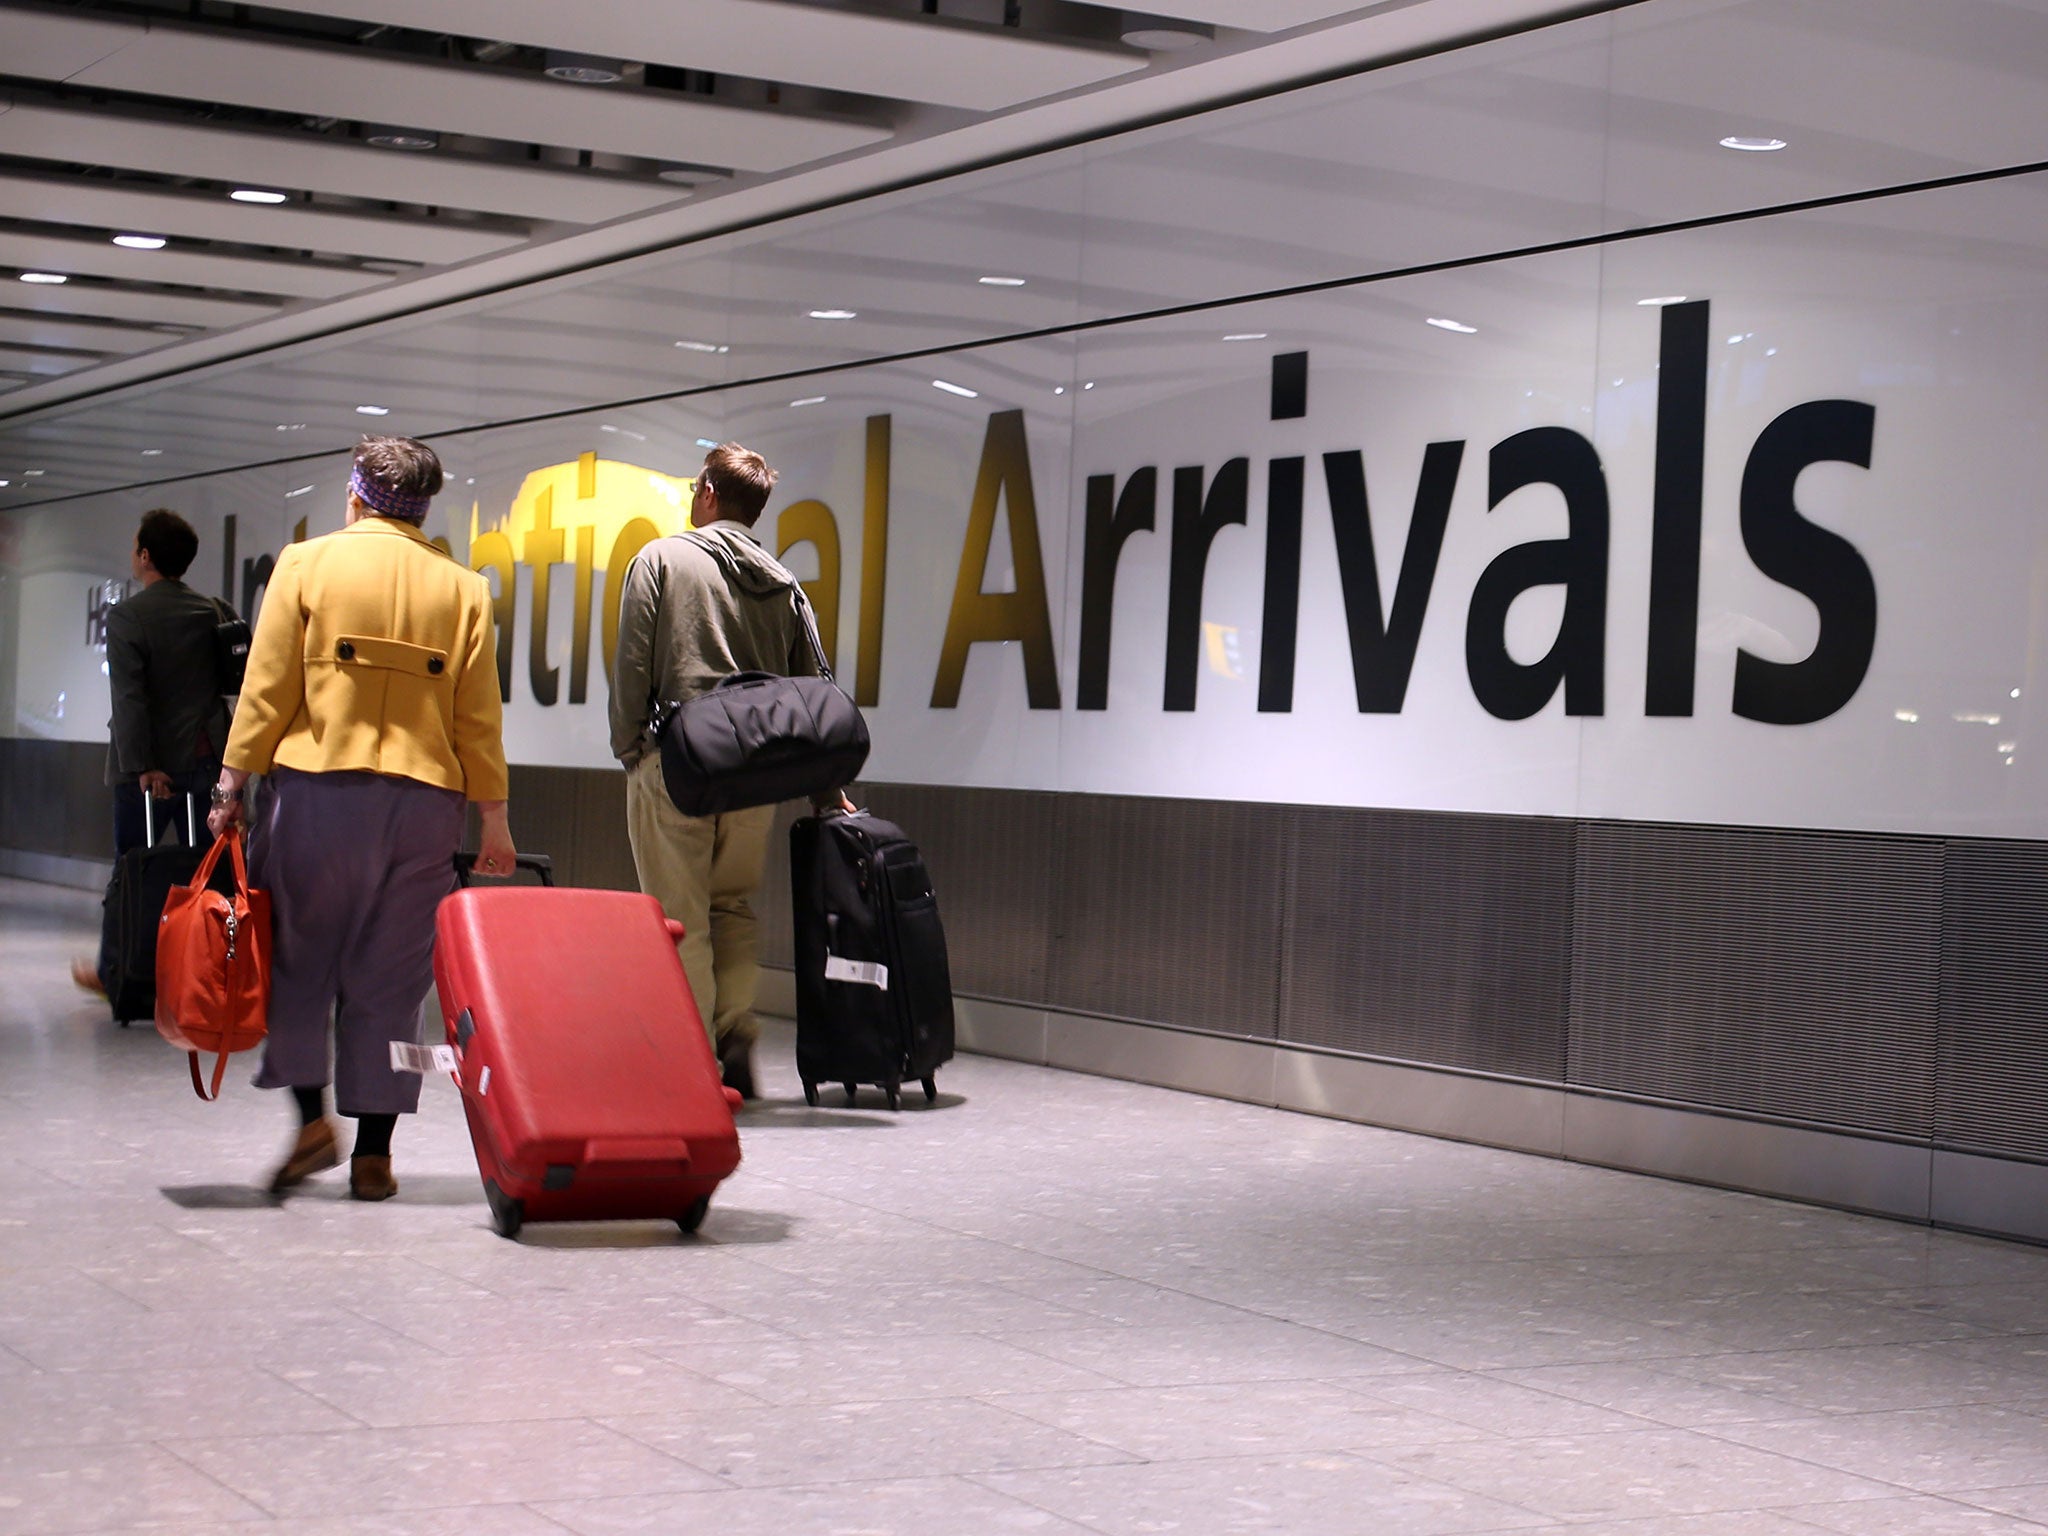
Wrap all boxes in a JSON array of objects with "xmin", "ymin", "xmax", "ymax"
[
  {"xmin": 1938, "ymin": 839, "xmax": 2048, "ymax": 1159},
  {"xmin": 1570, "ymin": 821, "xmax": 1941, "ymax": 1137},
  {"xmin": 1045, "ymin": 794, "xmax": 1288, "ymax": 1039},
  {"xmin": 1280, "ymin": 807, "xmax": 1574, "ymax": 1080}
]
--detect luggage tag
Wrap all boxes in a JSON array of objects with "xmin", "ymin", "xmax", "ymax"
[
  {"xmin": 824, "ymin": 955, "xmax": 889, "ymax": 991},
  {"xmin": 389, "ymin": 1042, "xmax": 460, "ymax": 1082}
]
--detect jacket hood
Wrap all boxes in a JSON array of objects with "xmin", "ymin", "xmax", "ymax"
[{"xmin": 687, "ymin": 522, "xmax": 796, "ymax": 598}]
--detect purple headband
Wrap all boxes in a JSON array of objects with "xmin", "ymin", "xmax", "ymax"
[{"xmin": 349, "ymin": 466, "xmax": 432, "ymax": 523}]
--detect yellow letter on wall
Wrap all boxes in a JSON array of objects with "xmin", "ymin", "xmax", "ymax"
[
  {"xmin": 777, "ymin": 498, "xmax": 841, "ymax": 674},
  {"xmin": 931, "ymin": 409, "xmax": 1062, "ymax": 709}
]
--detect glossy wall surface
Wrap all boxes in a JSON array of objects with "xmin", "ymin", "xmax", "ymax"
[{"xmin": 7, "ymin": 0, "xmax": 2048, "ymax": 1239}]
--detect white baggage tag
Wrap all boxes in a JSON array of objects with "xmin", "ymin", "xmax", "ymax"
[
  {"xmin": 388, "ymin": 1042, "xmax": 459, "ymax": 1077},
  {"xmin": 824, "ymin": 955, "xmax": 889, "ymax": 991}
]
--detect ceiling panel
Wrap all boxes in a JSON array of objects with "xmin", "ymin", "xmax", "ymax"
[
  {"xmin": 0, "ymin": 279, "xmax": 278, "ymax": 329},
  {"xmin": 0, "ymin": 314, "xmax": 168, "ymax": 353},
  {"xmin": 0, "ymin": 344, "xmax": 94, "ymax": 375},
  {"xmin": 1065, "ymin": 0, "xmax": 1371, "ymax": 27},
  {"xmin": 7, "ymin": 11, "xmax": 893, "ymax": 172},
  {"xmin": 0, "ymin": 101, "xmax": 681, "ymax": 225},
  {"xmin": 0, "ymin": 172, "xmax": 522, "ymax": 264},
  {"xmin": 240, "ymin": 0, "xmax": 1147, "ymax": 112},
  {"xmin": 0, "ymin": 231, "xmax": 385, "ymax": 298}
]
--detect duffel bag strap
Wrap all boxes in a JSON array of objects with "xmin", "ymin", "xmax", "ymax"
[{"xmin": 188, "ymin": 1046, "xmax": 231, "ymax": 1102}]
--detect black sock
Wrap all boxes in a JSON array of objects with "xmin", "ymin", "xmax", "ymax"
[
  {"xmin": 292, "ymin": 1086, "xmax": 325, "ymax": 1127},
  {"xmin": 353, "ymin": 1113, "xmax": 396, "ymax": 1160}
]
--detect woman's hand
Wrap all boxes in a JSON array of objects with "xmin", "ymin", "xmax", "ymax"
[
  {"xmin": 474, "ymin": 800, "xmax": 517, "ymax": 878},
  {"xmin": 207, "ymin": 768, "xmax": 251, "ymax": 838}
]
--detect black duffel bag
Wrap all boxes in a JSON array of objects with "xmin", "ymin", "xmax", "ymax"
[
  {"xmin": 656, "ymin": 670, "xmax": 869, "ymax": 816},
  {"xmin": 652, "ymin": 564, "xmax": 869, "ymax": 816}
]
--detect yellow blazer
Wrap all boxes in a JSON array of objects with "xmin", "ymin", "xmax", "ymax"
[{"xmin": 224, "ymin": 516, "xmax": 509, "ymax": 801}]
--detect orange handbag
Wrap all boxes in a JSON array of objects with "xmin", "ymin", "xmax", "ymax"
[{"xmin": 155, "ymin": 826, "xmax": 272, "ymax": 1101}]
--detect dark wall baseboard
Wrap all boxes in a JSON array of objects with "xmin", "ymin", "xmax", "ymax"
[{"xmin": 11, "ymin": 736, "xmax": 2048, "ymax": 1173}]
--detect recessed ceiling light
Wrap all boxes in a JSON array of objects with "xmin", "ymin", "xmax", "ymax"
[
  {"xmin": 1637, "ymin": 296, "xmax": 1689, "ymax": 307},
  {"xmin": 656, "ymin": 164, "xmax": 723, "ymax": 186},
  {"xmin": 1053, "ymin": 386, "xmax": 1065, "ymax": 395},
  {"xmin": 1426, "ymin": 317, "xmax": 1478, "ymax": 334},
  {"xmin": 933, "ymin": 380, "xmax": 978, "ymax": 398},
  {"xmin": 1083, "ymin": 381, "xmax": 1095, "ymax": 389},
  {"xmin": 674, "ymin": 340, "xmax": 730, "ymax": 353},
  {"xmin": 807, "ymin": 309, "xmax": 856, "ymax": 321},
  {"xmin": 141, "ymin": 448, "xmax": 163, "ymax": 457},
  {"xmin": 23, "ymin": 470, "xmax": 43, "ymax": 477},
  {"xmin": 112, "ymin": 234, "xmax": 166, "ymax": 250},
  {"xmin": 978, "ymin": 276, "xmax": 1026, "ymax": 287},
  {"xmin": 789, "ymin": 396, "xmax": 827, "ymax": 408},
  {"xmin": 1719, "ymin": 136, "xmax": 1787, "ymax": 152},
  {"xmin": 1122, "ymin": 19, "xmax": 1212, "ymax": 49},
  {"xmin": 276, "ymin": 422, "xmax": 305, "ymax": 431},
  {"xmin": 355, "ymin": 404, "xmax": 390, "ymax": 416},
  {"xmin": 230, "ymin": 188, "xmax": 289, "ymax": 204},
  {"xmin": 0, "ymin": 479, "xmax": 10, "ymax": 488},
  {"xmin": 544, "ymin": 51, "xmax": 624, "ymax": 84},
  {"xmin": 284, "ymin": 485, "xmax": 315, "ymax": 498},
  {"xmin": 19, "ymin": 272, "xmax": 67, "ymax": 284},
  {"xmin": 1223, "ymin": 332, "xmax": 1268, "ymax": 341},
  {"xmin": 1726, "ymin": 333, "xmax": 1751, "ymax": 344},
  {"xmin": 695, "ymin": 438, "xmax": 719, "ymax": 449},
  {"xmin": 365, "ymin": 126, "xmax": 438, "ymax": 150}
]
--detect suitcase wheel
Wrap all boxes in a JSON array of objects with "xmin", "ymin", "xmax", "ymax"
[
  {"xmin": 677, "ymin": 1195, "xmax": 711, "ymax": 1235},
  {"xmin": 922, "ymin": 1076, "xmax": 938, "ymax": 1105},
  {"xmin": 885, "ymin": 1082, "xmax": 900, "ymax": 1112},
  {"xmin": 483, "ymin": 1179, "xmax": 523, "ymax": 1240},
  {"xmin": 844, "ymin": 1082, "xmax": 858, "ymax": 1107},
  {"xmin": 802, "ymin": 1080, "xmax": 820, "ymax": 1108}
]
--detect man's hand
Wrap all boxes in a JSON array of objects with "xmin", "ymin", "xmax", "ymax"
[
  {"xmin": 810, "ymin": 791, "xmax": 857, "ymax": 816},
  {"xmin": 138, "ymin": 770, "xmax": 173, "ymax": 799}
]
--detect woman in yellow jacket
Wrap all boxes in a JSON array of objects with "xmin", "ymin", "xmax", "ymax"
[{"xmin": 208, "ymin": 436, "xmax": 515, "ymax": 1200}]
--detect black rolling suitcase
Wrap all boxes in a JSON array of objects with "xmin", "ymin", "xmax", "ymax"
[
  {"xmin": 98, "ymin": 794, "xmax": 220, "ymax": 1024},
  {"xmin": 790, "ymin": 811, "xmax": 954, "ymax": 1109}
]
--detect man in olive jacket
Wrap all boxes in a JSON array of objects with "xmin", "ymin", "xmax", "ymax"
[
  {"xmin": 609, "ymin": 442, "xmax": 840, "ymax": 1100},
  {"xmin": 76, "ymin": 509, "xmax": 231, "ymax": 993}
]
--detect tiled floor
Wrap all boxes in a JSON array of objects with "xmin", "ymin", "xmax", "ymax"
[{"xmin": 6, "ymin": 874, "xmax": 2048, "ymax": 1535}]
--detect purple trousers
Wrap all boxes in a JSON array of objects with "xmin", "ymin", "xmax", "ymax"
[{"xmin": 249, "ymin": 768, "xmax": 466, "ymax": 1115}]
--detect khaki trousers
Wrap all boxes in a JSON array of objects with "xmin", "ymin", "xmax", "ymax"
[{"xmin": 625, "ymin": 753, "xmax": 776, "ymax": 1050}]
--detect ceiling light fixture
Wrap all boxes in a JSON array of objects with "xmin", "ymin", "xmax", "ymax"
[
  {"xmin": 365, "ymin": 126, "xmax": 439, "ymax": 150},
  {"xmin": 674, "ymin": 340, "xmax": 729, "ymax": 354},
  {"xmin": 230, "ymin": 188, "xmax": 289, "ymax": 204},
  {"xmin": 789, "ymin": 396, "xmax": 827, "ymax": 408},
  {"xmin": 19, "ymin": 272, "xmax": 67, "ymax": 284},
  {"xmin": 355, "ymin": 404, "xmax": 390, "ymax": 416},
  {"xmin": 112, "ymin": 234, "xmax": 166, "ymax": 250},
  {"xmin": 276, "ymin": 422, "xmax": 305, "ymax": 432},
  {"xmin": 656, "ymin": 164, "xmax": 724, "ymax": 186},
  {"xmin": 284, "ymin": 485, "xmax": 315, "ymax": 498},
  {"xmin": 1223, "ymin": 332, "xmax": 1268, "ymax": 341},
  {"xmin": 141, "ymin": 449, "xmax": 163, "ymax": 457},
  {"xmin": 1426, "ymin": 317, "xmax": 1478, "ymax": 334},
  {"xmin": 978, "ymin": 276, "xmax": 1026, "ymax": 287},
  {"xmin": 695, "ymin": 438, "xmax": 719, "ymax": 449},
  {"xmin": 1719, "ymin": 135, "xmax": 1788, "ymax": 152},
  {"xmin": 23, "ymin": 470, "xmax": 42, "ymax": 477},
  {"xmin": 1637, "ymin": 296, "xmax": 1689, "ymax": 307},
  {"xmin": 807, "ymin": 309, "xmax": 856, "ymax": 321},
  {"xmin": 1121, "ymin": 17, "xmax": 1213, "ymax": 49},
  {"xmin": 932, "ymin": 380, "xmax": 978, "ymax": 398},
  {"xmin": 544, "ymin": 51, "xmax": 624, "ymax": 84}
]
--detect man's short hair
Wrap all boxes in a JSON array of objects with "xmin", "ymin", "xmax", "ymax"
[
  {"xmin": 136, "ymin": 508, "xmax": 199, "ymax": 579},
  {"xmin": 700, "ymin": 443, "xmax": 778, "ymax": 526},
  {"xmin": 353, "ymin": 435, "xmax": 444, "ymax": 522}
]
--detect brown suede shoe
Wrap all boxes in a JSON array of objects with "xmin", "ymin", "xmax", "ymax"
[
  {"xmin": 349, "ymin": 1155, "xmax": 398, "ymax": 1202},
  {"xmin": 269, "ymin": 1119, "xmax": 341, "ymax": 1193}
]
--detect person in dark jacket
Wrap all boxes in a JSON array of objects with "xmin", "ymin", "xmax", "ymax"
[{"xmin": 74, "ymin": 508, "xmax": 231, "ymax": 995}]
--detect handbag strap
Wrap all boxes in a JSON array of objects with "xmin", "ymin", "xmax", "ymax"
[{"xmin": 188, "ymin": 1049, "xmax": 230, "ymax": 1102}]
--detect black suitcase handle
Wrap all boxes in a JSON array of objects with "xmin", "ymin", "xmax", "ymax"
[{"xmin": 453, "ymin": 852, "xmax": 555, "ymax": 887}]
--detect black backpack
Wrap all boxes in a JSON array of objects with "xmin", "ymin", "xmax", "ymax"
[{"xmin": 212, "ymin": 598, "xmax": 251, "ymax": 695}]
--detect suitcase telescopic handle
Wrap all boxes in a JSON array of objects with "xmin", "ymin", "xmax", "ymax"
[{"xmin": 453, "ymin": 852, "xmax": 555, "ymax": 887}]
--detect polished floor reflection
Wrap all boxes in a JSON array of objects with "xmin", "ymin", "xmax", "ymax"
[{"xmin": 5, "ymin": 874, "xmax": 2048, "ymax": 1535}]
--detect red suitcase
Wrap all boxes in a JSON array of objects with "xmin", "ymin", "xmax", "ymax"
[{"xmin": 433, "ymin": 868, "xmax": 741, "ymax": 1240}]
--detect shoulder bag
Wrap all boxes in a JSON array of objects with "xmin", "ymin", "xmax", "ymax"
[{"xmin": 155, "ymin": 826, "xmax": 272, "ymax": 1101}]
